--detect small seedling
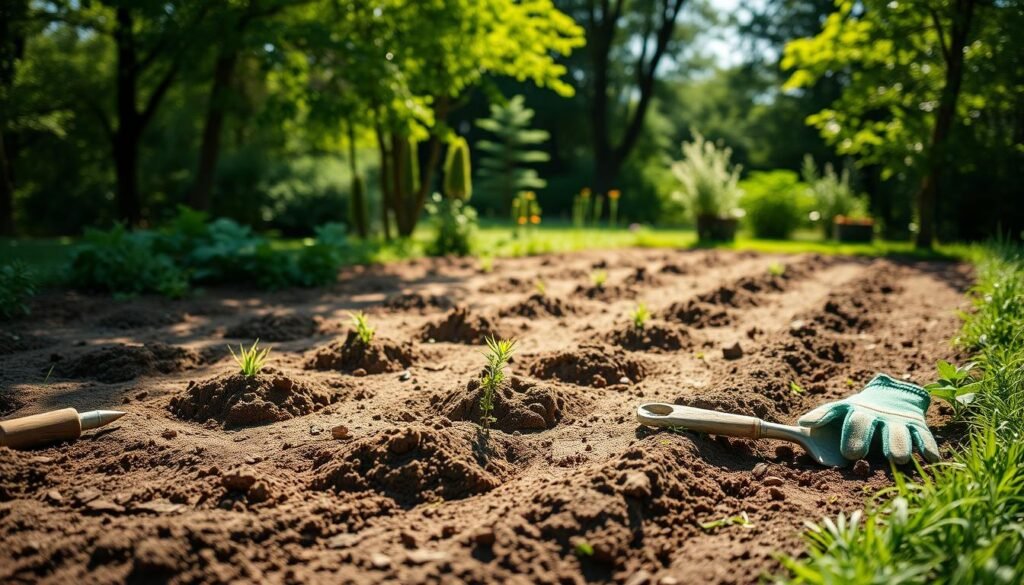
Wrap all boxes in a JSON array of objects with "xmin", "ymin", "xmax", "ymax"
[
  {"xmin": 845, "ymin": 378, "xmax": 856, "ymax": 387},
  {"xmin": 573, "ymin": 539, "xmax": 594, "ymax": 557},
  {"xmin": 43, "ymin": 364, "xmax": 55, "ymax": 385},
  {"xmin": 535, "ymin": 278, "xmax": 547, "ymax": 296},
  {"xmin": 768, "ymin": 262, "xmax": 786, "ymax": 277},
  {"xmin": 348, "ymin": 311, "xmax": 375, "ymax": 345},
  {"xmin": 924, "ymin": 359, "xmax": 979, "ymax": 418},
  {"xmin": 229, "ymin": 339, "xmax": 271, "ymax": 378},
  {"xmin": 631, "ymin": 302, "xmax": 651, "ymax": 330},
  {"xmin": 789, "ymin": 381, "xmax": 804, "ymax": 394},
  {"xmin": 591, "ymin": 269, "xmax": 608, "ymax": 289},
  {"xmin": 700, "ymin": 511, "xmax": 754, "ymax": 532},
  {"xmin": 478, "ymin": 256, "xmax": 494, "ymax": 273},
  {"xmin": 479, "ymin": 337, "xmax": 517, "ymax": 429}
]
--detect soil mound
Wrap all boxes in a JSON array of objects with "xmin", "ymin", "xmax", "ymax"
[
  {"xmin": 607, "ymin": 322, "xmax": 692, "ymax": 352},
  {"xmin": 432, "ymin": 376, "xmax": 572, "ymax": 432},
  {"xmin": 479, "ymin": 277, "xmax": 532, "ymax": 294},
  {"xmin": 169, "ymin": 369, "xmax": 334, "ymax": 428},
  {"xmin": 53, "ymin": 343, "xmax": 213, "ymax": 383},
  {"xmin": 530, "ymin": 344, "xmax": 646, "ymax": 387},
  {"xmin": 97, "ymin": 308, "xmax": 183, "ymax": 330},
  {"xmin": 310, "ymin": 421, "xmax": 521, "ymax": 506},
  {"xmin": 659, "ymin": 262, "xmax": 691, "ymax": 275},
  {"xmin": 306, "ymin": 331, "xmax": 416, "ymax": 374},
  {"xmin": 0, "ymin": 330, "xmax": 53, "ymax": 355},
  {"xmin": 624, "ymin": 267, "xmax": 664, "ymax": 287},
  {"xmin": 382, "ymin": 292, "xmax": 454, "ymax": 312},
  {"xmin": 420, "ymin": 307, "xmax": 505, "ymax": 344},
  {"xmin": 0, "ymin": 391, "xmax": 20, "ymax": 416},
  {"xmin": 661, "ymin": 300, "xmax": 732, "ymax": 328},
  {"xmin": 574, "ymin": 284, "xmax": 635, "ymax": 302},
  {"xmin": 813, "ymin": 297, "xmax": 873, "ymax": 333},
  {"xmin": 224, "ymin": 312, "xmax": 321, "ymax": 341},
  {"xmin": 500, "ymin": 293, "xmax": 578, "ymax": 318},
  {"xmin": 0, "ymin": 448, "xmax": 52, "ymax": 501}
]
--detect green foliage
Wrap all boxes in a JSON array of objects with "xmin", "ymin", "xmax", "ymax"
[
  {"xmin": 781, "ymin": 244, "xmax": 1024, "ymax": 583},
  {"xmin": 700, "ymin": 511, "xmax": 753, "ymax": 533},
  {"xmin": 476, "ymin": 96, "xmax": 550, "ymax": 213},
  {"xmin": 739, "ymin": 170, "xmax": 810, "ymax": 239},
  {"xmin": 671, "ymin": 132, "xmax": 743, "ymax": 220},
  {"xmin": 534, "ymin": 278, "xmax": 547, "ymax": 296},
  {"xmin": 924, "ymin": 360, "xmax": 979, "ymax": 419},
  {"xmin": 0, "ymin": 262, "xmax": 37, "ymax": 320},
  {"xmin": 443, "ymin": 137, "xmax": 473, "ymax": 202},
  {"xmin": 347, "ymin": 311, "xmax": 375, "ymax": 345},
  {"xmin": 229, "ymin": 339, "xmax": 271, "ymax": 378},
  {"xmin": 768, "ymin": 262, "xmax": 786, "ymax": 277},
  {"xmin": 426, "ymin": 193, "xmax": 477, "ymax": 257},
  {"xmin": 591, "ymin": 269, "xmax": 607, "ymax": 289},
  {"xmin": 68, "ymin": 210, "xmax": 347, "ymax": 297},
  {"xmin": 631, "ymin": 302, "xmax": 651, "ymax": 330},
  {"xmin": 802, "ymin": 156, "xmax": 869, "ymax": 236},
  {"xmin": 479, "ymin": 337, "xmax": 517, "ymax": 429}
]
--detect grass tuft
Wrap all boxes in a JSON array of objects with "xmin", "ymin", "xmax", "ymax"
[
  {"xmin": 632, "ymin": 302, "xmax": 651, "ymax": 330},
  {"xmin": 479, "ymin": 337, "xmax": 516, "ymax": 429},
  {"xmin": 591, "ymin": 269, "xmax": 608, "ymax": 289},
  {"xmin": 347, "ymin": 311, "xmax": 375, "ymax": 345},
  {"xmin": 229, "ymin": 339, "xmax": 271, "ymax": 378}
]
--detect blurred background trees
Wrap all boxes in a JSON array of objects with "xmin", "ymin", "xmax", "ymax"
[{"xmin": 2, "ymin": 0, "xmax": 1021, "ymax": 246}]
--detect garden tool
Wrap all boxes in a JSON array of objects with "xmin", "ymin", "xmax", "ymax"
[
  {"xmin": 0, "ymin": 408, "xmax": 126, "ymax": 450},
  {"xmin": 637, "ymin": 374, "xmax": 939, "ymax": 467}
]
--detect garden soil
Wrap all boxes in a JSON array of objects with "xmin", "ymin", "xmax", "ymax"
[{"xmin": 0, "ymin": 249, "xmax": 972, "ymax": 584}]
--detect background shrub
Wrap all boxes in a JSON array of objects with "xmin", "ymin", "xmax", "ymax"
[
  {"xmin": 740, "ymin": 170, "xmax": 811, "ymax": 239},
  {"xmin": 0, "ymin": 262, "xmax": 38, "ymax": 320},
  {"xmin": 670, "ymin": 132, "xmax": 743, "ymax": 219}
]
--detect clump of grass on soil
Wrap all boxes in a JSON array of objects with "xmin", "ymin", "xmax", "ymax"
[
  {"xmin": 479, "ymin": 337, "xmax": 516, "ymax": 429},
  {"xmin": 228, "ymin": 339, "xmax": 271, "ymax": 378},
  {"xmin": 631, "ymin": 302, "xmax": 651, "ymax": 330},
  {"xmin": 591, "ymin": 269, "xmax": 607, "ymax": 289},
  {"xmin": 348, "ymin": 311, "xmax": 375, "ymax": 345},
  {"xmin": 782, "ymin": 243, "xmax": 1024, "ymax": 583}
]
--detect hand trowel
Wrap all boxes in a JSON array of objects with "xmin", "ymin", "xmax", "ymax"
[{"xmin": 636, "ymin": 402, "xmax": 848, "ymax": 467}]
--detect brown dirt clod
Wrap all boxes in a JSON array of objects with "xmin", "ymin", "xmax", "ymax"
[
  {"xmin": 500, "ymin": 293, "xmax": 578, "ymax": 318},
  {"xmin": 433, "ymin": 376, "xmax": 573, "ymax": 432},
  {"xmin": 529, "ymin": 344, "xmax": 647, "ymax": 387},
  {"xmin": 420, "ymin": 307, "xmax": 505, "ymax": 344},
  {"xmin": 307, "ymin": 331, "xmax": 417, "ymax": 374},
  {"xmin": 607, "ymin": 322, "xmax": 693, "ymax": 352},
  {"xmin": 224, "ymin": 312, "xmax": 322, "ymax": 341},
  {"xmin": 53, "ymin": 343, "xmax": 215, "ymax": 383}
]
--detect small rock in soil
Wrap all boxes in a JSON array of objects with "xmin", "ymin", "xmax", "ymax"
[
  {"xmin": 852, "ymin": 459, "xmax": 871, "ymax": 477},
  {"xmin": 751, "ymin": 463, "xmax": 769, "ymax": 478},
  {"xmin": 767, "ymin": 487, "xmax": 786, "ymax": 501},
  {"xmin": 331, "ymin": 425, "xmax": 351, "ymax": 440},
  {"xmin": 722, "ymin": 342, "xmax": 744, "ymax": 360},
  {"xmin": 762, "ymin": 476, "xmax": 784, "ymax": 487},
  {"xmin": 774, "ymin": 444, "xmax": 795, "ymax": 461}
]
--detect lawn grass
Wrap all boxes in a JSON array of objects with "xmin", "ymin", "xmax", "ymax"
[
  {"xmin": 1, "ymin": 222, "xmax": 969, "ymax": 289},
  {"xmin": 781, "ymin": 242, "xmax": 1024, "ymax": 583}
]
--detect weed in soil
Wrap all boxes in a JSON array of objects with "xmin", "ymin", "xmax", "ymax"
[
  {"xmin": 434, "ymin": 375, "xmax": 571, "ymax": 432},
  {"xmin": 530, "ymin": 343, "xmax": 647, "ymax": 387},
  {"xmin": 310, "ymin": 421, "xmax": 524, "ymax": 507},
  {"xmin": 169, "ymin": 368, "xmax": 335, "ymax": 428},
  {"xmin": 478, "ymin": 337, "xmax": 516, "ymax": 429},
  {"xmin": 228, "ymin": 339, "xmax": 271, "ymax": 377},
  {"xmin": 224, "ymin": 312, "xmax": 321, "ymax": 341},
  {"xmin": 420, "ymin": 306, "xmax": 505, "ymax": 344},
  {"xmin": 307, "ymin": 331, "xmax": 416, "ymax": 374}
]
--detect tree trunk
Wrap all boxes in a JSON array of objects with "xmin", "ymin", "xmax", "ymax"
[
  {"xmin": 375, "ymin": 124, "xmax": 392, "ymax": 241},
  {"xmin": 188, "ymin": 50, "xmax": 237, "ymax": 211},
  {"xmin": 915, "ymin": 0, "xmax": 976, "ymax": 249},
  {"xmin": 114, "ymin": 7, "xmax": 142, "ymax": 226},
  {"xmin": 0, "ymin": 129, "xmax": 13, "ymax": 236},
  {"xmin": 347, "ymin": 120, "xmax": 368, "ymax": 239}
]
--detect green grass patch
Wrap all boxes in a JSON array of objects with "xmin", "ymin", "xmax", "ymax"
[{"xmin": 781, "ymin": 242, "xmax": 1024, "ymax": 583}]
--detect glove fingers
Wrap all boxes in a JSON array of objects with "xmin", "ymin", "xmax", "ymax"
[
  {"xmin": 798, "ymin": 402, "xmax": 848, "ymax": 428},
  {"xmin": 840, "ymin": 410, "xmax": 877, "ymax": 461},
  {"xmin": 909, "ymin": 424, "xmax": 941, "ymax": 463},
  {"xmin": 884, "ymin": 423, "xmax": 913, "ymax": 465}
]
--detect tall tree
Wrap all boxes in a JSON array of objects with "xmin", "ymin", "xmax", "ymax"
[
  {"xmin": 476, "ymin": 96, "xmax": 550, "ymax": 213},
  {"xmin": 0, "ymin": 0, "xmax": 28, "ymax": 235},
  {"xmin": 583, "ymin": 0, "xmax": 688, "ymax": 195}
]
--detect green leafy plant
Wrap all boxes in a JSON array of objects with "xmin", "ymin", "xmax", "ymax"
[
  {"xmin": 348, "ymin": 311, "xmax": 375, "ymax": 345},
  {"xmin": 534, "ymin": 278, "xmax": 547, "ymax": 295},
  {"xmin": 802, "ymin": 156, "xmax": 870, "ymax": 237},
  {"xmin": 768, "ymin": 262, "xmax": 786, "ymax": 277},
  {"xmin": 671, "ymin": 131, "xmax": 743, "ymax": 219},
  {"xmin": 479, "ymin": 337, "xmax": 517, "ymax": 429},
  {"xmin": 478, "ymin": 255, "xmax": 494, "ymax": 273},
  {"xmin": 0, "ymin": 262, "xmax": 37, "ymax": 320},
  {"xmin": 632, "ymin": 302, "xmax": 651, "ymax": 330},
  {"xmin": 573, "ymin": 540, "xmax": 594, "ymax": 557},
  {"xmin": 740, "ymin": 170, "xmax": 811, "ymax": 239},
  {"xmin": 789, "ymin": 381, "xmax": 804, "ymax": 394},
  {"xmin": 923, "ymin": 359, "xmax": 979, "ymax": 418},
  {"xmin": 229, "ymin": 339, "xmax": 271, "ymax": 378},
  {"xmin": 426, "ymin": 193, "xmax": 478, "ymax": 257},
  {"xmin": 443, "ymin": 137, "xmax": 473, "ymax": 201},
  {"xmin": 700, "ymin": 511, "xmax": 754, "ymax": 532},
  {"xmin": 476, "ymin": 95, "xmax": 550, "ymax": 213},
  {"xmin": 591, "ymin": 269, "xmax": 608, "ymax": 289}
]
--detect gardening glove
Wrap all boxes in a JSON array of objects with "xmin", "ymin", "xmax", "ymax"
[{"xmin": 798, "ymin": 374, "xmax": 940, "ymax": 464}]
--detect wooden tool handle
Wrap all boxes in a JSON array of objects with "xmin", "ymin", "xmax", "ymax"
[
  {"xmin": 0, "ymin": 408, "xmax": 81, "ymax": 450},
  {"xmin": 637, "ymin": 403, "xmax": 762, "ymax": 439}
]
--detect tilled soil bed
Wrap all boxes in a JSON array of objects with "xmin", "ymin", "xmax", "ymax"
[{"xmin": 0, "ymin": 249, "xmax": 972, "ymax": 584}]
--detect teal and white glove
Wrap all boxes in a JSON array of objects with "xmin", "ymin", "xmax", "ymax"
[{"xmin": 798, "ymin": 374, "xmax": 940, "ymax": 464}]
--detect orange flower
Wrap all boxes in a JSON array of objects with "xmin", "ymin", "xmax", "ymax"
[
  {"xmin": 530, "ymin": 215, "xmax": 541, "ymax": 224},
  {"xmin": 517, "ymin": 216, "xmax": 528, "ymax": 225},
  {"xmin": 608, "ymin": 189, "xmax": 621, "ymax": 200}
]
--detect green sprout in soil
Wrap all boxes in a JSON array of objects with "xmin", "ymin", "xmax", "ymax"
[
  {"xmin": 591, "ymin": 269, "xmax": 608, "ymax": 289},
  {"xmin": 699, "ymin": 511, "xmax": 754, "ymax": 532},
  {"xmin": 478, "ymin": 255, "xmax": 494, "ymax": 273},
  {"xmin": 348, "ymin": 311, "xmax": 375, "ymax": 345},
  {"xmin": 632, "ymin": 302, "xmax": 651, "ymax": 330},
  {"xmin": 229, "ymin": 339, "xmax": 271, "ymax": 378},
  {"xmin": 924, "ymin": 359, "xmax": 979, "ymax": 419},
  {"xmin": 789, "ymin": 381, "xmax": 804, "ymax": 394},
  {"xmin": 573, "ymin": 540, "xmax": 595, "ymax": 557},
  {"xmin": 479, "ymin": 336, "xmax": 516, "ymax": 429},
  {"xmin": 535, "ymin": 278, "xmax": 547, "ymax": 296},
  {"xmin": 768, "ymin": 262, "xmax": 786, "ymax": 277}
]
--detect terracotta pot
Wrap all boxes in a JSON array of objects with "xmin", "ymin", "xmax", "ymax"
[
  {"xmin": 833, "ymin": 216, "xmax": 874, "ymax": 243},
  {"xmin": 696, "ymin": 215, "xmax": 739, "ymax": 243}
]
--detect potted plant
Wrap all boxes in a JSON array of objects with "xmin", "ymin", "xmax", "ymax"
[
  {"xmin": 671, "ymin": 132, "xmax": 744, "ymax": 243},
  {"xmin": 802, "ymin": 156, "xmax": 873, "ymax": 242}
]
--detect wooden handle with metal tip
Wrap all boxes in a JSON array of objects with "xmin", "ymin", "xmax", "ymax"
[
  {"xmin": 0, "ymin": 408, "xmax": 82, "ymax": 449},
  {"xmin": 637, "ymin": 403, "xmax": 763, "ymax": 438}
]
